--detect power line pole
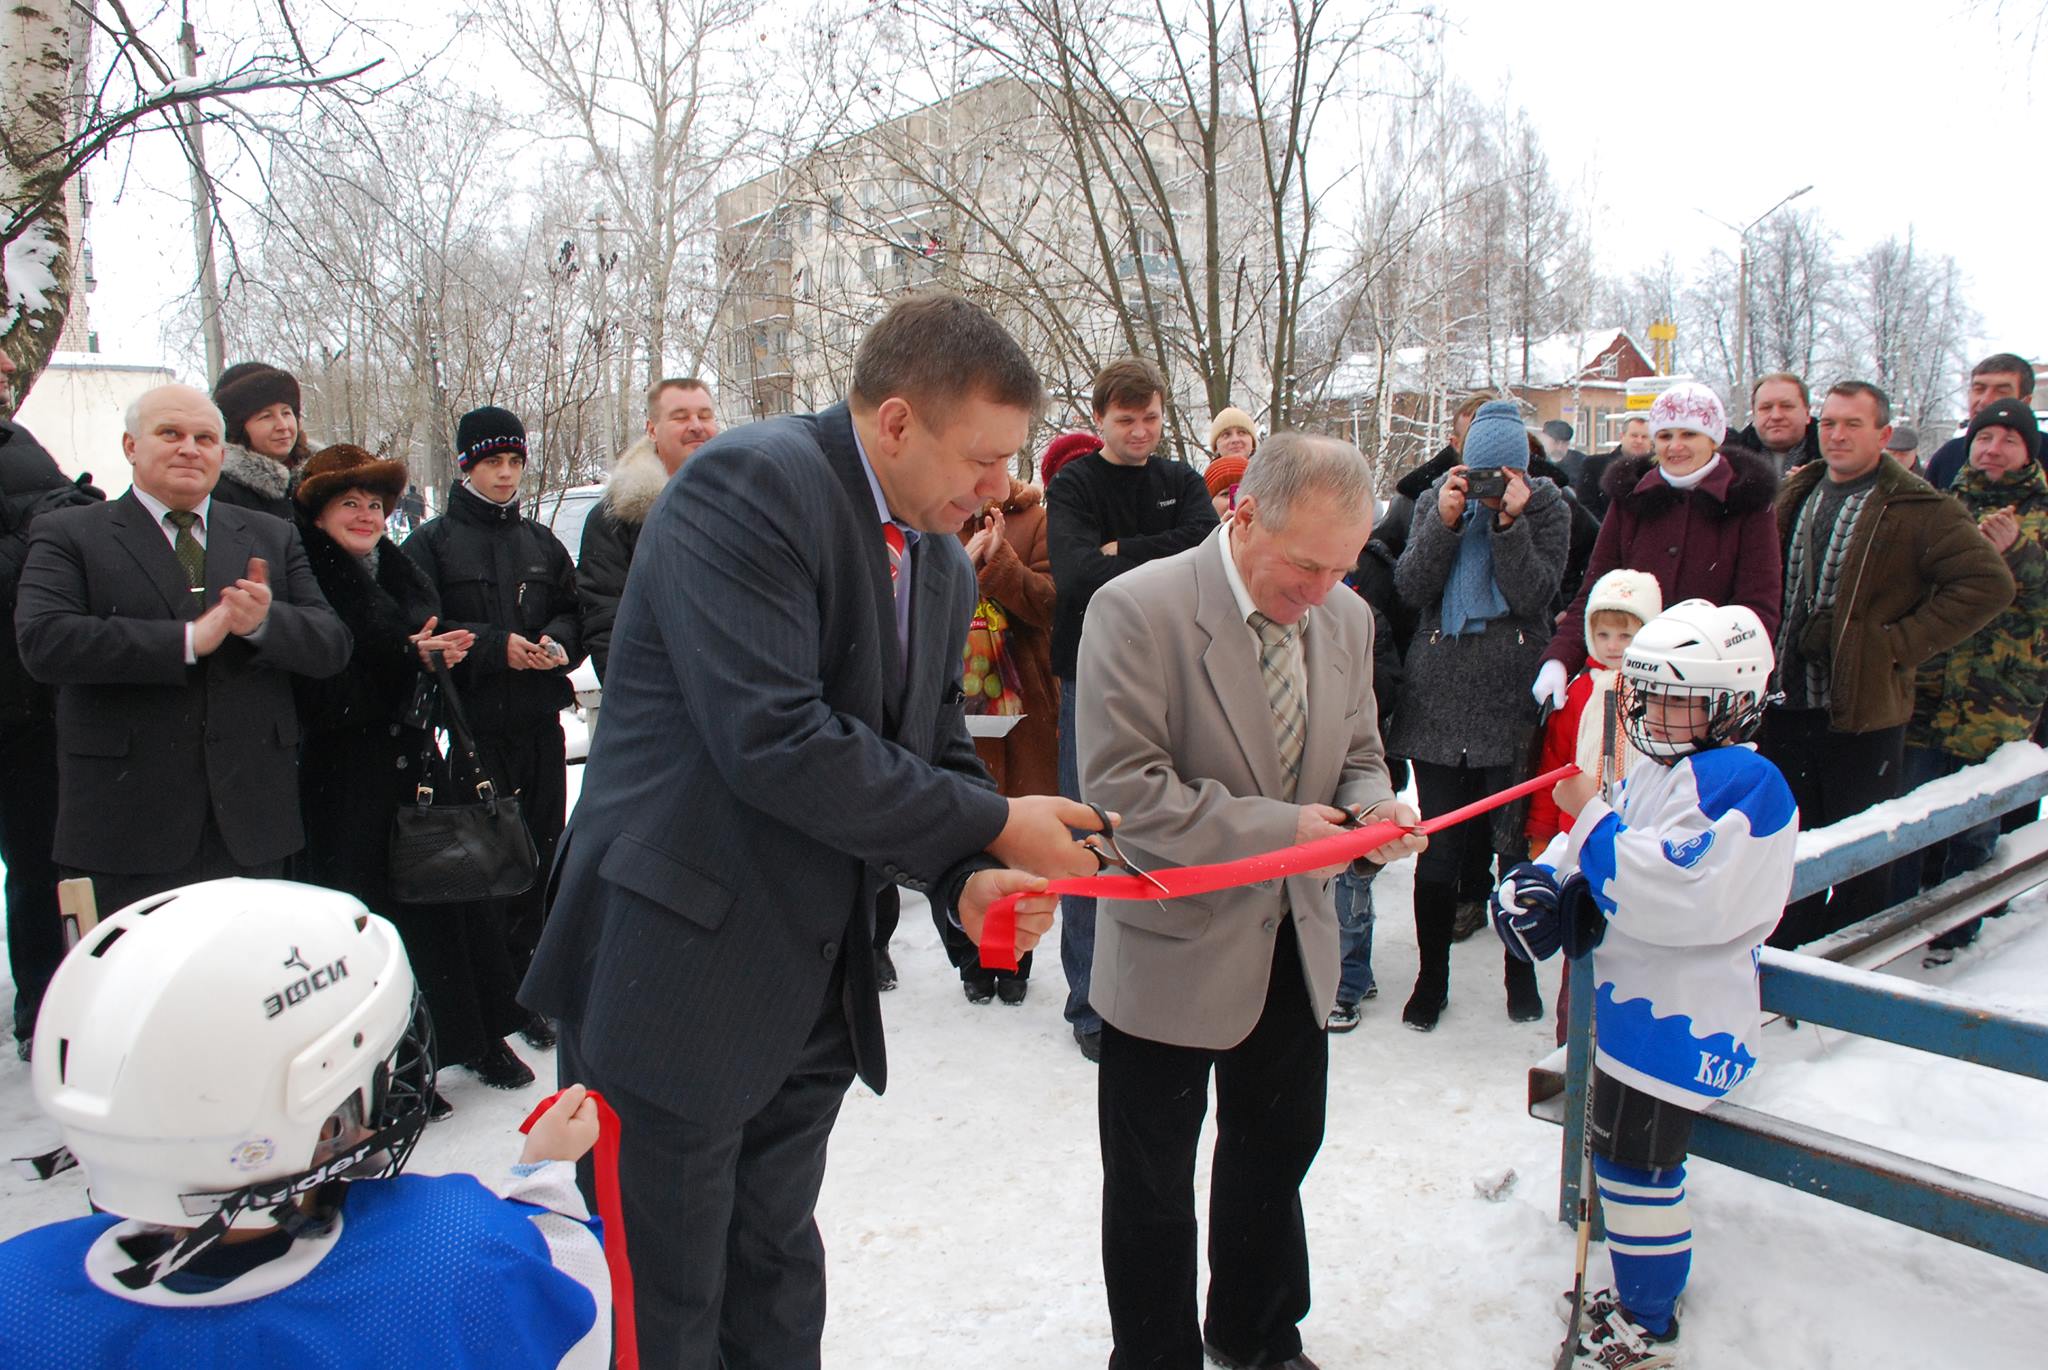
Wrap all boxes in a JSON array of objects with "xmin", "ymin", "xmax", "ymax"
[{"xmin": 178, "ymin": 19, "xmax": 226, "ymax": 381}]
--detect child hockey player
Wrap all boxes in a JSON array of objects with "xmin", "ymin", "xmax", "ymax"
[
  {"xmin": 1490, "ymin": 600, "xmax": 1798, "ymax": 1368},
  {"xmin": 1524, "ymin": 569, "xmax": 1662, "ymax": 855},
  {"xmin": 0, "ymin": 879, "xmax": 611, "ymax": 1368}
]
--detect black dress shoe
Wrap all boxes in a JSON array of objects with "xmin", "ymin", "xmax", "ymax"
[
  {"xmin": 14, "ymin": 1037, "xmax": 29, "ymax": 1063},
  {"xmin": 1073, "ymin": 1025, "xmax": 1102, "ymax": 1063},
  {"xmin": 995, "ymin": 976, "xmax": 1028, "ymax": 1006},
  {"xmin": 518, "ymin": 1013, "xmax": 558, "ymax": 1051},
  {"xmin": 1204, "ymin": 1342, "xmax": 1322, "ymax": 1370},
  {"xmin": 468, "ymin": 1039, "xmax": 536, "ymax": 1090},
  {"xmin": 962, "ymin": 972, "xmax": 996, "ymax": 1005},
  {"xmin": 426, "ymin": 1088, "xmax": 456, "ymax": 1122},
  {"xmin": 875, "ymin": 948, "xmax": 899, "ymax": 991}
]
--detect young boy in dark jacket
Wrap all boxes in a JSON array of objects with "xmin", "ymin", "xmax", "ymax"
[{"xmin": 404, "ymin": 407, "xmax": 582, "ymax": 1068}]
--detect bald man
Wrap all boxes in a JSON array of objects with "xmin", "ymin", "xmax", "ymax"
[{"xmin": 14, "ymin": 384, "xmax": 351, "ymax": 913}]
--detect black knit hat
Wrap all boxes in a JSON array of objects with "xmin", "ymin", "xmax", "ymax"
[
  {"xmin": 1966, "ymin": 397, "xmax": 2041, "ymax": 464},
  {"xmin": 212, "ymin": 362, "xmax": 302, "ymax": 449},
  {"xmin": 454, "ymin": 405, "xmax": 528, "ymax": 469}
]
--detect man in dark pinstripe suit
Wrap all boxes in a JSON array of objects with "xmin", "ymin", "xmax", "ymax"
[{"xmin": 523, "ymin": 293, "xmax": 1104, "ymax": 1368}]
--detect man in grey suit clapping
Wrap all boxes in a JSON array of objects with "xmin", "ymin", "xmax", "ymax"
[{"xmin": 522, "ymin": 292, "xmax": 1104, "ymax": 1368}]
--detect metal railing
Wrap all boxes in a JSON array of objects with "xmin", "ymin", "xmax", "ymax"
[{"xmin": 1528, "ymin": 748, "xmax": 2048, "ymax": 1270}]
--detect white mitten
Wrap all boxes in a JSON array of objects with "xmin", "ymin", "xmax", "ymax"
[{"xmin": 1532, "ymin": 658, "xmax": 1569, "ymax": 709}]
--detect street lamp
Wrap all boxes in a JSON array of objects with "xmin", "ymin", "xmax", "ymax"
[{"xmin": 1699, "ymin": 184, "xmax": 1813, "ymax": 423}]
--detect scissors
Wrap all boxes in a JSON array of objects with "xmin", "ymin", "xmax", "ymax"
[{"xmin": 1080, "ymin": 802, "xmax": 1170, "ymax": 896}]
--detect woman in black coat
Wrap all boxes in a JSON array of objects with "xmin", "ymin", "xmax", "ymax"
[
  {"xmin": 294, "ymin": 444, "xmax": 530, "ymax": 1106},
  {"xmin": 212, "ymin": 362, "xmax": 311, "ymax": 521}
]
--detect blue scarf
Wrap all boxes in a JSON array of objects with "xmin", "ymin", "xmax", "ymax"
[{"xmin": 1441, "ymin": 502, "xmax": 1509, "ymax": 636}]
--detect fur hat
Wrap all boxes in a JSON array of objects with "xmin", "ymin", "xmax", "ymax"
[
  {"xmin": 1965, "ymin": 397, "xmax": 2040, "ymax": 464},
  {"xmin": 455, "ymin": 406, "xmax": 528, "ymax": 469},
  {"xmin": 1462, "ymin": 400, "xmax": 1531, "ymax": 471},
  {"xmin": 295, "ymin": 443, "xmax": 410, "ymax": 514},
  {"xmin": 1209, "ymin": 407, "xmax": 1257, "ymax": 449},
  {"xmin": 1583, "ymin": 568, "xmax": 1663, "ymax": 633},
  {"xmin": 1648, "ymin": 382, "xmax": 1727, "ymax": 446},
  {"xmin": 212, "ymin": 362, "xmax": 305, "ymax": 460},
  {"xmin": 1040, "ymin": 430, "xmax": 1103, "ymax": 486},
  {"xmin": 1204, "ymin": 454, "xmax": 1248, "ymax": 498}
]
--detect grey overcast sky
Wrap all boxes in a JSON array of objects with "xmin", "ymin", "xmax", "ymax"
[{"xmin": 73, "ymin": 0, "xmax": 2044, "ymax": 393}]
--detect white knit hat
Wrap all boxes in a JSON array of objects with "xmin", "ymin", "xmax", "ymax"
[
  {"xmin": 1647, "ymin": 382, "xmax": 1727, "ymax": 445},
  {"xmin": 1584, "ymin": 568, "xmax": 1663, "ymax": 632}
]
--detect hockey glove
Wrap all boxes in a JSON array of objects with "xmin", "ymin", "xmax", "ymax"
[
  {"xmin": 1558, "ymin": 872, "xmax": 1608, "ymax": 959},
  {"xmin": 1491, "ymin": 862, "xmax": 1563, "ymax": 963}
]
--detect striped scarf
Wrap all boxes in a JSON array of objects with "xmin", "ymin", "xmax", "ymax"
[{"xmin": 1778, "ymin": 483, "xmax": 1873, "ymax": 709}]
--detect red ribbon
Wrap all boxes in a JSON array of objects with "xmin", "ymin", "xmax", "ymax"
[
  {"xmin": 977, "ymin": 763, "xmax": 1581, "ymax": 971},
  {"xmin": 520, "ymin": 1089, "xmax": 638, "ymax": 1370}
]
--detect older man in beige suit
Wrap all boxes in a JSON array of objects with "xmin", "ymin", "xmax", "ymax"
[{"xmin": 1078, "ymin": 432, "xmax": 1424, "ymax": 1370}]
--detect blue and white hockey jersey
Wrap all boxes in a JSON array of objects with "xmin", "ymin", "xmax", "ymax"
[
  {"xmin": 0, "ymin": 1163, "xmax": 609, "ymax": 1369},
  {"xmin": 1540, "ymin": 744, "xmax": 1798, "ymax": 1109}
]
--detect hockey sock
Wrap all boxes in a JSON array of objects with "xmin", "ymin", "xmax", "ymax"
[{"xmin": 1593, "ymin": 1154, "xmax": 1690, "ymax": 1335}]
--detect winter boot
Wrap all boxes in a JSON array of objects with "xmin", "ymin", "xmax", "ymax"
[
  {"xmin": 1404, "ymin": 883, "xmax": 1456, "ymax": 1031},
  {"xmin": 1505, "ymin": 950, "xmax": 1544, "ymax": 1022}
]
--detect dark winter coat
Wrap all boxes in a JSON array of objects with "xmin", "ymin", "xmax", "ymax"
[
  {"xmin": 1389, "ymin": 473, "xmax": 1571, "ymax": 768},
  {"xmin": 958, "ymin": 479, "xmax": 1059, "ymax": 798},
  {"xmin": 1045, "ymin": 451, "xmax": 1217, "ymax": 678},
  {"xmin": 1531, "ymin": 452, "xmax": 1601, "ymax": 615},
  {"xmin": 1542, "ymin": 447, "xmax": 1784, "ymax": 672},
  {"xmin": 294, "ymin": 524, "xmax": 440, "ymax": 901},
  {"xmin": 1575, "ymin": 448, "xmax": 1623, "ymax": 519},
  {"xmin": 403, "ymin": 480, "xmax": 583, "ymax": 735},
  {"xmin": 211, "ymin": 443, "xmax": 298, "ymax": 523},
  {"xmin": 578, "ymin": 437, "xmax": 669, "ymax": 681},
  {"xmin": 1380, "ymin": 443, "xmax": 1463, "ymax": 564},
  {"xmin": 1776, "ymin": 456, "xmax": 2016, "ymax": 734},
  {"xmin": 296, "ymin": 520, "xmax": 520, "ymax": 1065},
  {"xmin": 1345, "ymin": 536, "xmax": 1409, "ymax": 792},
  {"xmin": 1, "ymin": 422, "xmax": 101, "ymax": 726},
  {"xmin": 1911, "ymin": 462, "xmax": 2048, "ymax": 762},
  {"xmin": 1730, "ymin": 420, "xmax": 1821, "ymax": 477}
]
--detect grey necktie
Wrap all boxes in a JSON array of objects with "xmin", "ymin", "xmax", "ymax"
[{"xmin": 1249, "ymin": 611, "xmax": 1306, "ymax": 799}]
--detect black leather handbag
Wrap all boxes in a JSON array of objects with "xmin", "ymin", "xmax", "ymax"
[{"xmin": 387, "ymin": 653, "xmax": 539, "ymax": 904}]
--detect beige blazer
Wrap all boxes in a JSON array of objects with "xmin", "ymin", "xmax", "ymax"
[{"xmin": 1076, "ymin": 524, "xmax": 1395, "ymax": 1049}]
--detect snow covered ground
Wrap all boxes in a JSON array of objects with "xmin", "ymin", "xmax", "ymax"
[{"xmin": 3, "ymin": 766, "xmax": 2047, "ymax": 1366}]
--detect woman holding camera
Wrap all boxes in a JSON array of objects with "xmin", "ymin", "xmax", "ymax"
[{"xmin": 1390, "ymin": 400, "xmax": 1572, "ymax": 1032}]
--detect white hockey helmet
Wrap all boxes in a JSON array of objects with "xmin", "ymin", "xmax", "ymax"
[
  {"xmin": 32, "ymin": 880, "xmax": 432, "ymax": 1266},
  {"xmin": 1619, "ymin": 599, "xmax": 1776, "ymax": 761}
]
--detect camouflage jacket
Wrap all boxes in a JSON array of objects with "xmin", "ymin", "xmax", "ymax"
[{"xmin": 1911, "ymin": 461, "xmax": 2048, "ymax": 761}]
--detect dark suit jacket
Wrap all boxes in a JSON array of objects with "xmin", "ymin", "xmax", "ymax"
[
  {"xmin": 521, "ymin": 403, "xmax": 1010, "ymax": 1127},
  {"xmin": 14, "ymin": 490, "xmax": 352, "ymax": 873}
]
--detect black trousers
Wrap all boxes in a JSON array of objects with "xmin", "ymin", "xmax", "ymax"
[
  {"xmin": 1099, "ymin": 917, "xmax": 1328, "ymax": 1370},
  {"xmin": 559, "ymin": 962, "xmax": 858, "ymax": 1370},
  {"xmin": 474, "ymin": 721, "xmax": 567, "ymax": 977},
  {"xmin": 0, "ymin": 720, "xmax": 63, "ymax": 1044},
  {"xmin": 1761, "ymin": 710, "xmax": 1905, "ymax": 948},
  {"xmin": 67, "ymin": 809, "xmax": 284, "ymax": 923},
  {"xmin": 1410, "ymin": 757, "xmax": 1523, "ymax": 896}
]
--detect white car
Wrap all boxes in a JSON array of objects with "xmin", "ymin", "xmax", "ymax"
[{"xmin": 536, "ymin": 484, "xmax": 607, "ymax": 762}]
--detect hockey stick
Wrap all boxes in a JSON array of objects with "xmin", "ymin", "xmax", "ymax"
[{"xmin": 1554, "ymin": 687, "xmax": 1621, "ymax": 1369}]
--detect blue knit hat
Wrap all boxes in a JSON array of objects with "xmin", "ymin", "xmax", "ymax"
[{"xmin": 1462, "ymin": 400, "xmax": 1530, "ymax": 471}]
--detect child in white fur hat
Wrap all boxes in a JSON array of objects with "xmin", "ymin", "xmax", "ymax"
[{"xmin": 1527, "ymin": 568, "xmax": 1664, "ymax": 856}]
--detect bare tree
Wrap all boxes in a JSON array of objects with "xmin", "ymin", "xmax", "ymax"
[{"xmin": 1, "ymin": 0, "xmax": 386, "ymax": 408}]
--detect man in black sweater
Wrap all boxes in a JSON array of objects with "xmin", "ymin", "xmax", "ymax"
[{"xmin": 1046, "ymin": 358, "xmax": 1218, "ymax": 1059}]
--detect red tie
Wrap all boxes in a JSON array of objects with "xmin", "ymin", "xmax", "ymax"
[{"xmin": 882, "ymin": 522, "xmax": 906, "ymax": 582}]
